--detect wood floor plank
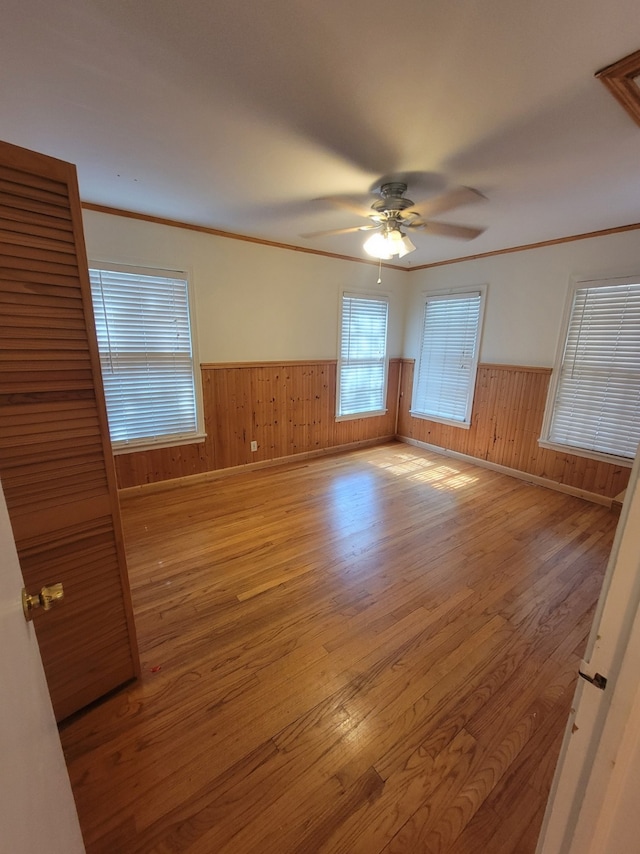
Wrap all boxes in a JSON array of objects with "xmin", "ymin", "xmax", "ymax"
[
  {"xmin": 317, "ymin": 729, "xmax": 479, "ymax": 854},
  {"xmin": 383, "ymin": 711, "xmax": 539, "ymax": 852},
  {"xmin": 59, "ymin": 442, "xmax": 618, "ymax": 853},
  {"xmin": 446, "ymin": 782, "xmax": 544, "ymax": 854}
]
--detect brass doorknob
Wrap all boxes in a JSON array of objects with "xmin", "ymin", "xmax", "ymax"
[{"xmin": 22, "ymin": 583, "xmax": 64, "ymax": 621}]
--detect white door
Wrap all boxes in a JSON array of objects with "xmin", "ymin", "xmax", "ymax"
[
  {"xmin": 0, "ymin": 477, "xmax": 85, "ymax": 853},
  {"xmin": 537, "ymin": 450, "xmax": 640, "ymax": 853}
]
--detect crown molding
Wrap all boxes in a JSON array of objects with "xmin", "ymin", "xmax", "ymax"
[
  {"xmin": 82, "ymin": 202, "xmax": 640, "ymax": 274},
  {"xmin": 80, "ymin": 202, "xmax": 403, "ymax": 271}
]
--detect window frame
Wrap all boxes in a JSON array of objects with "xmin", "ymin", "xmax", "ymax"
[
  {"xmin": 410, "ymin": 286, "xmax": 486, "ymax": 429},
  {"xmin": 336, "ymin": 291, "xmax": 390, "ymax": 421},
  {"xmin": 539, "ymin": 275, "xmax": 640, "ymax": 467},
  {"xmin": 89, "ymin": 261, "xmax": 205, "ymax": 455}
]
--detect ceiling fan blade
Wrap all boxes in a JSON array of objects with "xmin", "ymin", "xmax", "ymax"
[
  {"xmin": 315, "ymin": 195, "xmax": 374, "ymax": 218},
  {"xmin": 407, "ymin": 220, "xmax": 486, "ymax": 240},
  {"xmin": 300, "ymin": 224, "xmax": 378, "ymax": 239},
  {"xmin": 406, "ymin": 187, "xmax": 486, "ymax": 219}
]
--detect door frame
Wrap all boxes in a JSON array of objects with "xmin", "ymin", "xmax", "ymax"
[{"xmin": 537, "ymin": 449, "xmax": 640, "ymax": 851}]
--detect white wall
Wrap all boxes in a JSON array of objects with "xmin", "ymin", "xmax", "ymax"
[
  {"xmin": 82, "ymin": 210, "xmax": 408, "ymax": 363},
  {"xmin": 83, "ymin": 211, "xmax": 640, "ymax": 370},
  {"xmin": 404, "ymin": 229, "xmax": 640, "ymax": 366}
]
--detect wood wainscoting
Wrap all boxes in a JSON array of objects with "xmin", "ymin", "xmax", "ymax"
[
  {"xmin": 114, "ymin": 359, "xmax": 401, "ymax": 488},
  {"xmin": 115, "ymin": 359, "xmax": 631, "ymax": 499},
  {"xmin": 397, "ymin": 361, "xmax": 630, "ymax": 500}
]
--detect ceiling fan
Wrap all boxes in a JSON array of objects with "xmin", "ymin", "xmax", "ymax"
[{"xmin": 303, "ymin": 181, "xmax": 486, "ymax": 259}]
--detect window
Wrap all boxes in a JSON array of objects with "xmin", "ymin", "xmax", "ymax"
[
  {"xmin": 411, "ymin": 290, "xmax": 484, "ymax": 427},
  {"xmin": 337, "ymin": 293, "xmax": 389, "ymax": 419},
  {"xmin": 89, "ymin": 264, "xmax": 202, "ymax": 452},
  {"xmin": 541, "ymin": 278, "xmax": 640, "ymax": 463}
]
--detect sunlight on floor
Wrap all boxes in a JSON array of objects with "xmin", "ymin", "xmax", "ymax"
[
  {"xmin": 327, "ymin": 472, "xmax": 382, "ymax": 546},
  {"xmin": 324, "ymin": 452, "xmax": 480, "ymax": 563},
  {"xmin": 367, "ymin": 451, "xmax": 479, "ymax": 491}
]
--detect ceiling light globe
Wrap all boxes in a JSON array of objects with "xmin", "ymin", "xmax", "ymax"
[
  {"xmin": 364, "ymin": 232, "xmax": 393, "ymax": 259},
  {"xmin": 398, "ymin": 234, "xmax": 417, "ymax": 258}
]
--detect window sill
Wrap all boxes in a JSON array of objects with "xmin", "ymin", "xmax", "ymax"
[
  {"xmin": 537, "ymin": 438, "xmax": 634, "ymax": 468},
  {"xmin": 335, "ymin": 409, "xmax": 387, "ymax": 422},
  {"xmin": 409, "ymin": 411, "xmax": 472, "ymax": 430},
  {"xmin": 112, "ymin": 433, "xmax": 207, "ymax": 455}
]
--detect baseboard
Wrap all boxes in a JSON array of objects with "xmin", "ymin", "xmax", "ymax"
[
  {"xmin": 119, "ymin": 434, "xmax": 615, "ymax": 507},
  {"xmin": 118, "ymin": 436, "xmax": 396, "ymax": 497},
  {"xmin": 612, "ymin": 488, "xmax": 627, "ymax": 509},
  {"xmin": 396, "ymin": 436, "xmax": 613, "ymax": 507}
]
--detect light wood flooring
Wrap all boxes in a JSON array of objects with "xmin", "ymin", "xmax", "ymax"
[{"xmin": 60, "ymin": 442, "xmax": 619, "ymax": 853}]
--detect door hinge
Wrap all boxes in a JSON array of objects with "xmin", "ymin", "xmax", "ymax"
[{"xmin": 578, "ymin": 669, "xmax": 607, "ymax": 690}]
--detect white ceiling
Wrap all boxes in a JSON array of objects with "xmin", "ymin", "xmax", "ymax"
[{"xmin": 3, "ymin": 0, "xmax": 640, "ymax": 267}]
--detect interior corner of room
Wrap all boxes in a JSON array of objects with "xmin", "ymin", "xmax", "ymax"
[{"xmin": 83, "ymin": 200, "xmax": 635, "ymax": 505}]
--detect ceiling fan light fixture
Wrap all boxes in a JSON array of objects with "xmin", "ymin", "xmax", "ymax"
[
  {"xmin": 363, "ymin": 231, "xmax": 393, "ymax": 259},
  {"xmin": 364, "ymin": 227, "xmax": 416, "ymax": 259},
  {"xmin": 386, "ymin": 228, "xmax": 404, "ymax": 246},
  {"xmin": 398, "ymin": 234, "xmax": 416, "ymax": 257}
]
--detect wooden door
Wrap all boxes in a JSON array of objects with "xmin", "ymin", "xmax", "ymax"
[{"xmin": 0, "ymin": 139, "xmax": 139, "ymax": 721}]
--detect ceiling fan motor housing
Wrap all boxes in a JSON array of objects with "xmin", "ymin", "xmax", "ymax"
[{"xmin": 371, "ymin": 182, "xmax": 415, "ymax": 214}]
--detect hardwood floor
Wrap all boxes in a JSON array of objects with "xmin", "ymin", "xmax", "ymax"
[{"xmin": 60, "ymin": 441, "xmax": 619, "ymax": 853}]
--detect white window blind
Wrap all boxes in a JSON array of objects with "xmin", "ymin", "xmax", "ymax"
[
  {"xmin": 412, "ymin": 292, "xmax": 482, "ymax": 425},
  {"xmin": 90, "ymin": 266, "xmax": 200, "ymax": 450},
  {"xmin": 337, "ymin": 294, "xmax": 389, "ymax": 418},
  {"xmin": 546, "ymin": 281, "xmax": 640, "ymax": 460}
]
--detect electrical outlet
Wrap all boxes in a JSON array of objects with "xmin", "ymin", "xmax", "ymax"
[{"xmin": 250, "ymin": 440, "xmax": 258, "ymax": 452}]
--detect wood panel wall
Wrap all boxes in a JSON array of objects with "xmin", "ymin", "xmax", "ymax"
[
  {"xmin": 115, "ymin": 359, "xmax": 631, "ymax": 500},
  {"xmin": 397, "ymin": 361, "xmax": 630, "ymax": 499},
  {"xmin": 114, "ymin": 359, "xmax": 401, "ymax": 488}
]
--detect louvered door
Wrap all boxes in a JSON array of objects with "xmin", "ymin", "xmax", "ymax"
[{"xmin": 0, "ymin": 140, "xmax": 139, "ymax": 721}]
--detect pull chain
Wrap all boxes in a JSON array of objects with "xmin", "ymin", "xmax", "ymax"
[{"xmin": 377, "ymin": 257, "xmax": 382, "ymax": 285}]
